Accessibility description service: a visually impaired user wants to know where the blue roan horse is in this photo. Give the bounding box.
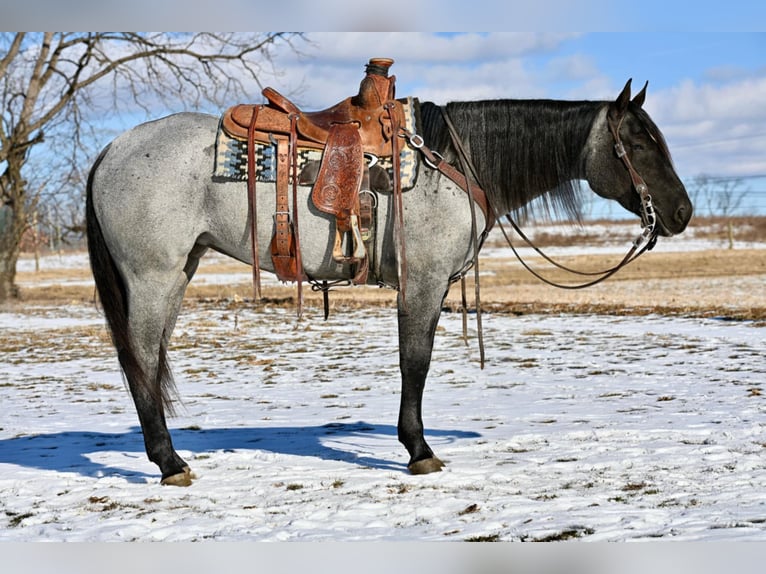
[86,79,692,485]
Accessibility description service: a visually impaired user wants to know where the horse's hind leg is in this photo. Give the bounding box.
[125,272,192,485]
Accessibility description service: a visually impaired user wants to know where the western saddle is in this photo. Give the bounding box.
[221,58,407,314]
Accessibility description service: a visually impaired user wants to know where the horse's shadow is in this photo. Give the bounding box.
[0,422,480,483]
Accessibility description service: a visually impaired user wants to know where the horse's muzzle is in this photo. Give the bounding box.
[660,195,693,236]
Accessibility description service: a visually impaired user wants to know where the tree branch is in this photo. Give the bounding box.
[0,33,25,79]
[0,31,303,300]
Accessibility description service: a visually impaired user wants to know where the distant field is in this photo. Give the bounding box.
[11,216,766,320]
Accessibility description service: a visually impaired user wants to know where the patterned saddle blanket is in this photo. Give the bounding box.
[213,96,420,191]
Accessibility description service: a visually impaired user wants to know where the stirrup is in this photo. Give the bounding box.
[331,215,367,262]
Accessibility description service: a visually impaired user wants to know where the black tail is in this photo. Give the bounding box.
[85,146,177,415]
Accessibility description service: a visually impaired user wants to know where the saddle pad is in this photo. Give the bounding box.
[213,97,420,191]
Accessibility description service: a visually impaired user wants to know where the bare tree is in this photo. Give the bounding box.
[690,174,750,249]
[692,174,748,218]
[0,32,302,300]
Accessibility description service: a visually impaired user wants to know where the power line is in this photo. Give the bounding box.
[673,132,766,149]
[683,174,766,181]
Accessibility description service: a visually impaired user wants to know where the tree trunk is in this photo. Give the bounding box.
[727,220,734,250]
[0,223,21,300]
[0,148,28,301]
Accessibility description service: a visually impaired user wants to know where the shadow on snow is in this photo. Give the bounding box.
[0,422,481,483]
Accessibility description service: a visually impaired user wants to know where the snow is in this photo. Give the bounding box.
[2,225,766,544]
[1,299,764,542]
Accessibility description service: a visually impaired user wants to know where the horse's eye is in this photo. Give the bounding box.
[632,143,645,151]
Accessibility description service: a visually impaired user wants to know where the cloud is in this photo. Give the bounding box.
[268,33,582,107]
[704,65,759,83]
[646,76,766,176]
[304,33,581,63]
[544,53,600,82]
[261,32,766,179]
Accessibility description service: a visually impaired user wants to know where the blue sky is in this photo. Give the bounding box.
[245,32,764,216]
[5,8,764,216]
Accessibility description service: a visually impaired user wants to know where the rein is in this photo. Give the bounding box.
[404,103,660,366]
[440,105,659,291]
[500,109,660,289]
[400,115,494,368]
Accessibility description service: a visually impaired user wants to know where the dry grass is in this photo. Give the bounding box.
[10,217,766,320]
[691,215,766,243]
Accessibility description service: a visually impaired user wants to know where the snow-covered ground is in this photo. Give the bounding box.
[1,295,764,542]
[3,223,765,545]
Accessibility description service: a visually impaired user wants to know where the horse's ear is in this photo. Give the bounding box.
[632,81,648,108]
[609,78,632,123]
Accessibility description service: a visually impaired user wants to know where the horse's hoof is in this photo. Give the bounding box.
[160,466,194,486]
[408,457,445,475]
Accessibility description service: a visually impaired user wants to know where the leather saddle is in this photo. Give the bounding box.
[221,58,406,304]
[222,61,405,157]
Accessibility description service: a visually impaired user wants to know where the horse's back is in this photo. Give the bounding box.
[99,112,218,172]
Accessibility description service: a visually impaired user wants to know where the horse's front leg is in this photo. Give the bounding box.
[397,279,450,474]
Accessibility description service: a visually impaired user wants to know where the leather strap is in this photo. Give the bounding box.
[439,108,486,368]
[402,128,494,235]
[606,113,653,227]
[387,102,407,305]
[290,113,304,316]
[273,136,291,259]
[247,105,262,300]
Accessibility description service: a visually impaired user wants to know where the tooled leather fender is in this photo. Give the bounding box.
[311,124,364,233]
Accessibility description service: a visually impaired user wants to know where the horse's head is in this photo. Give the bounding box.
[585,79,693,236]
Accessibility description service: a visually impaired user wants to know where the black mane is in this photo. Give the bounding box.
[419,99,605,221]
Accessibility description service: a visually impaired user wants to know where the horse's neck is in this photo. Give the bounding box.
[450,99,604,218]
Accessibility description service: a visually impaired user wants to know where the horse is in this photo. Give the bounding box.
[86,79,692,485]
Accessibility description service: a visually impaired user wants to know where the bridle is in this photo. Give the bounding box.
[469,106,659,290]
[607,110,658,244]
[401,104,661,367]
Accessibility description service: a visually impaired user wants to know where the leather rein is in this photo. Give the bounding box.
[429,106,660,291]
[401,105,660,367]
[498,111,659,289]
